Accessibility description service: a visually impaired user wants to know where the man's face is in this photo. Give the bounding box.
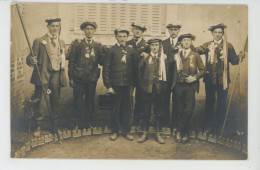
[116,32,128,45]
[132,26,144,39]
[168,27,180,38]
[212,28,224,41]
[181,38,192,49]
[47,22,60,37]
[83,25,96,38]
[149,42,160,54]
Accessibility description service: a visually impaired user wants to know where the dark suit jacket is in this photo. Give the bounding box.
[126,38,148,55]
[162,38,179,88]
[138,54,168,94]
[103,44,138,89]
[194,40,239,85]
[67,39,105,83]
[171,50,206,93]
[26,34,67,87]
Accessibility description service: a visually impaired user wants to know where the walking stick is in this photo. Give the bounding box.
[220,36,248,137]
[15,4,62,143]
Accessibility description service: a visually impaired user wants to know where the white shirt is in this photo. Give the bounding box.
[170,37,178,47]
[182,48,191,58]
[214,39,223,45]
[47,32,59,45]
[151,51,158,57]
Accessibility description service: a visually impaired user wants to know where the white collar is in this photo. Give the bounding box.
[170,37,178,44]
[134,37,142,44]
[47,32,58,39]
[151,51,158,57]
[117,43,126,47]
[183,48,191,56]
[213,39,223,45]
[85,38,93,44]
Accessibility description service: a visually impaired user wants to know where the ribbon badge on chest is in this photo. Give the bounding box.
[148,57,153,64]
[85,47,91,58]
[190,55,195,68]
[121,49,127,63]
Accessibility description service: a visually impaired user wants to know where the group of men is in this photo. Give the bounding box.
[26,17,245,144]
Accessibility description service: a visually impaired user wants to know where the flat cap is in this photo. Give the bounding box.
[166,21,182,29]
[147,37,162,44]
[80,21,97,30]
[114,26,130,35]
[178,33,196,42]
[208,23,227,32]
[131,22,147,31]
[45,17,61,24]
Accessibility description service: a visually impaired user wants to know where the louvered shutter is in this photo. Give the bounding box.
[73,4,164,35]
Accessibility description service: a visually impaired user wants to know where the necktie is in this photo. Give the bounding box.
[87,40,91,44]
[50,37,56,47]
[172,39,175,48]
[183,50,186,57]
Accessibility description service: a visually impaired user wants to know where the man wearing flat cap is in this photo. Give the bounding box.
[26,17,67,137]
[162,22,182,134]
[172,33,206,143]
[126,22,149,127]
[103,27,138,141]
[193,23,245,135]
[137,38,169,144]
[67,21,106,131]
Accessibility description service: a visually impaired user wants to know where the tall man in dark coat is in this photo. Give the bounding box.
[103,27,138,141]
[26,18,67,137]
[68,21,105,130]
[126,22,148,126]
[162,22,182,132]
[172,33,206,143]
[137,38,169,144]
[193,23,245,135]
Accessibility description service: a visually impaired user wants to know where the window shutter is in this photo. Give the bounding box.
[74,4,164,35]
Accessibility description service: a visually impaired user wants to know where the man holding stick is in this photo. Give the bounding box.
[26,17,67,137]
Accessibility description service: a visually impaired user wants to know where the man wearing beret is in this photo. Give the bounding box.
[172,33,206,143]
[193,23,245,135]
[162,22,182,134]
[67,21,106,130]
[137,38,168,144]
[126,22,148,127]
[26,18,67,137]
[103,27,138,141]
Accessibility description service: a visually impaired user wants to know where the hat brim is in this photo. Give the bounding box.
[80,23,97,30]
[166,25,182,29]
[178,35,196,42]
[131,24,147,31]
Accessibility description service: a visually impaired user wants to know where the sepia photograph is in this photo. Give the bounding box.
[9,1,249,162]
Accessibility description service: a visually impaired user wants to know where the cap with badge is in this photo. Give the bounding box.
[208,23,227,32]
[114,26,130,35]
[131,22,147,32]
[166,21,182,29]
[147,37,162,44]
[45,17,61,25]
[80,21,97,30]
[178,33,196,42]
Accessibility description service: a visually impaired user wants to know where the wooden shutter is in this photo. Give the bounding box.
[74,4,164,35]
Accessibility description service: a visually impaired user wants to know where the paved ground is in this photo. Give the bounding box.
[25,134,246,159]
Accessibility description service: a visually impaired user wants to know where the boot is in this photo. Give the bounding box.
[138,131,148,143]
[156,121,165,144]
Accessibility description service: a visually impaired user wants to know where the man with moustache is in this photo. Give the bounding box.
[68,21,106,130]
[126,22,148,127]
[26,18,67,137]
[103,27,138,141]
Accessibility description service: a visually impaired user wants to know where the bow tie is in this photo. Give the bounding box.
[133,38,138,43]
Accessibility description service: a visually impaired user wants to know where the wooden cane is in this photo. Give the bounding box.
[220,36,248,137]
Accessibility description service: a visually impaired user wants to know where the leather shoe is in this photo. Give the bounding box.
[138,132,148,143]
[32,126,41,137]
[156,133,165,144]
[181,135,189,143]
[125,133,134,141]
[110,133,118,141]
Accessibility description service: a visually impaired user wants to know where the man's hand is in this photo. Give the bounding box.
[185,75,197,83]
[107,87,115,94]
[141,52,149,60]
[69,79,75,88]
[29,56,38,66]
[238,51,246,62]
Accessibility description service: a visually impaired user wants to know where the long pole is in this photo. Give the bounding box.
[15,4,61,142]
[220,36,248,137]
